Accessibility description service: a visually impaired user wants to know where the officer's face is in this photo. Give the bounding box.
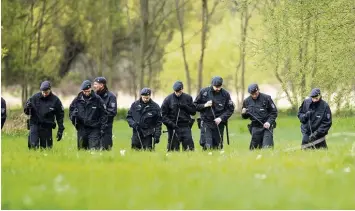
[141,95,151,103]
[41,90,51,97]
[174,90,183,97]
[82,89,91,96]
[251,91,260,99]
[93,82,104,92]
[312,95,321,102]
[213,86,222,92]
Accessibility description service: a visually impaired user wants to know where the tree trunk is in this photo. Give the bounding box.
[197,0,208,94]
[175,0,191,94]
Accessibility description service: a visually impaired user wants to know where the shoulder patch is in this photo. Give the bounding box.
[111,102,116,108]
[327,113,330,119]
[203,92,207,96]
[271,103,275,109]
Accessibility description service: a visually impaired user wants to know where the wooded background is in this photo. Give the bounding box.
[2,0,355,112]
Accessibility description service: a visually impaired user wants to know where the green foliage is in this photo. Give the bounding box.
[2,117,355,209]
[260,0,355,109]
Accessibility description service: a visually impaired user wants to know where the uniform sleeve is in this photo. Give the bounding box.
[316,105,332,137]
[241,99,250,119]
[69,98,78,126]
[182,96,197,115]
[266,96,278,125]
[161,97,175,128]
[55,98,65,132]
[297,100,307,124]
[107,95,117,117]
[154,105,163,139]
[194,89,206,111]
[219,93,235,122]
[126,102,136,128]
[1,98,6,129]
[98,98,108,131]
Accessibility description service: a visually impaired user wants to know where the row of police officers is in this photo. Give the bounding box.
[9,76,332,151]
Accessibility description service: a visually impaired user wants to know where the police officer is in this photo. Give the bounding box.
[241,83,278,150]
[24,81,65,149]
[161,81,196,152]
[297,88,332,149]
[126,88,162,151]
[93,77,117,150]
[69,80,108,150]
[1,97,6,129]
[194,76,235,150]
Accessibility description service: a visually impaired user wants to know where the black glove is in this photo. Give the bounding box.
[172,124,179,130]
[56,131,63,142]
[26,101,32,108]
[154,137,160,144]
[308,132,318,142]
[305,110,314,119]
[100,130,105,138]
[132,122,140,130]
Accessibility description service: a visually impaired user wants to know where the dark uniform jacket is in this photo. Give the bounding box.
[69,91,108,131]
[1,97,7,129]
[126,99,162,138]
[194,86,235,124]
[97,88,117,124]
[161,93,196,129]
[297,97,332,137]
[24,92,65,131]
[241,93,278,127]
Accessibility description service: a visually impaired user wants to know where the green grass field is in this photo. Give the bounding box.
[1,116,355,209]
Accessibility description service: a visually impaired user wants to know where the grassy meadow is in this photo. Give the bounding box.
[1,115,355,209]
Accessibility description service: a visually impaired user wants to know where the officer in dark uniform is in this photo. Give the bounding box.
[241,83,278,150]
[297,88,332,149]
[93,77,117,150]
[194,76,235,150]
[161,81,196,152]
[126,88,162,151]
[1,97,6,129]
[69,80,108,150]
[24,81,65,149]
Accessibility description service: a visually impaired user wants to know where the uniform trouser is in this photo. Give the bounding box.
[249,126,273,150]
[28,125,53,149]
[167,126,194,151]
[102,124,113,150]
[200,123,225,150]
[301,133,327,149]
[131,131,154,151]
[77,127,101,150]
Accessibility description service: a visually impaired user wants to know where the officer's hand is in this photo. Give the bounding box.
[154,137,160,144]
[263,122,270,129]
[133,122,139,130]
[305,110,314,119]
[204,100,213,108]
[242,108,247,114]
[173,124,179,130]
[72,108,79,117]
[214,117,222,125]
[308,132,318,142]
[56,131,63,142]
[26,101,32,108]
